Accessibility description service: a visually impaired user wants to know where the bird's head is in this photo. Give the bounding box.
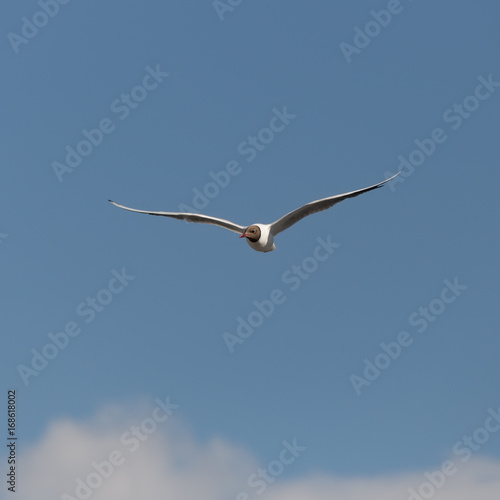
[239,225,261,242]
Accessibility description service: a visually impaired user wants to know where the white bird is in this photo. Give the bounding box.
[109,172,399,253]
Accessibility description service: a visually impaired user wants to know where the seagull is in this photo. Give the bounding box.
[109,172,399,253]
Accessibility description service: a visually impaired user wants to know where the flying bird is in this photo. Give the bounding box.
[109,172,399,252]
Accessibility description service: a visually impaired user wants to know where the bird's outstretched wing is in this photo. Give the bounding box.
[269,172,400,236]
[108,200,246,234]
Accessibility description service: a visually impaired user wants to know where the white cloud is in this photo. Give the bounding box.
[13,403,500,500]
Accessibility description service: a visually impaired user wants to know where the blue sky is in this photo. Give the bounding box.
[1,1,500,499]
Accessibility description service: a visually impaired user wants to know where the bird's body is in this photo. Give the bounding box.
[241,224,276,252]
[109,172,399,253]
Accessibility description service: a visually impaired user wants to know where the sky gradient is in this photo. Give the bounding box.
[1,1,500,499]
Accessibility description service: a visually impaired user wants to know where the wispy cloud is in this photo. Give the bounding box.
[13,403,500,500]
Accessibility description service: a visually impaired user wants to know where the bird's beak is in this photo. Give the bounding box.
[239,233,247,238]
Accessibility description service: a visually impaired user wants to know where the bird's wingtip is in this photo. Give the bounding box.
[381,171,401,185]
